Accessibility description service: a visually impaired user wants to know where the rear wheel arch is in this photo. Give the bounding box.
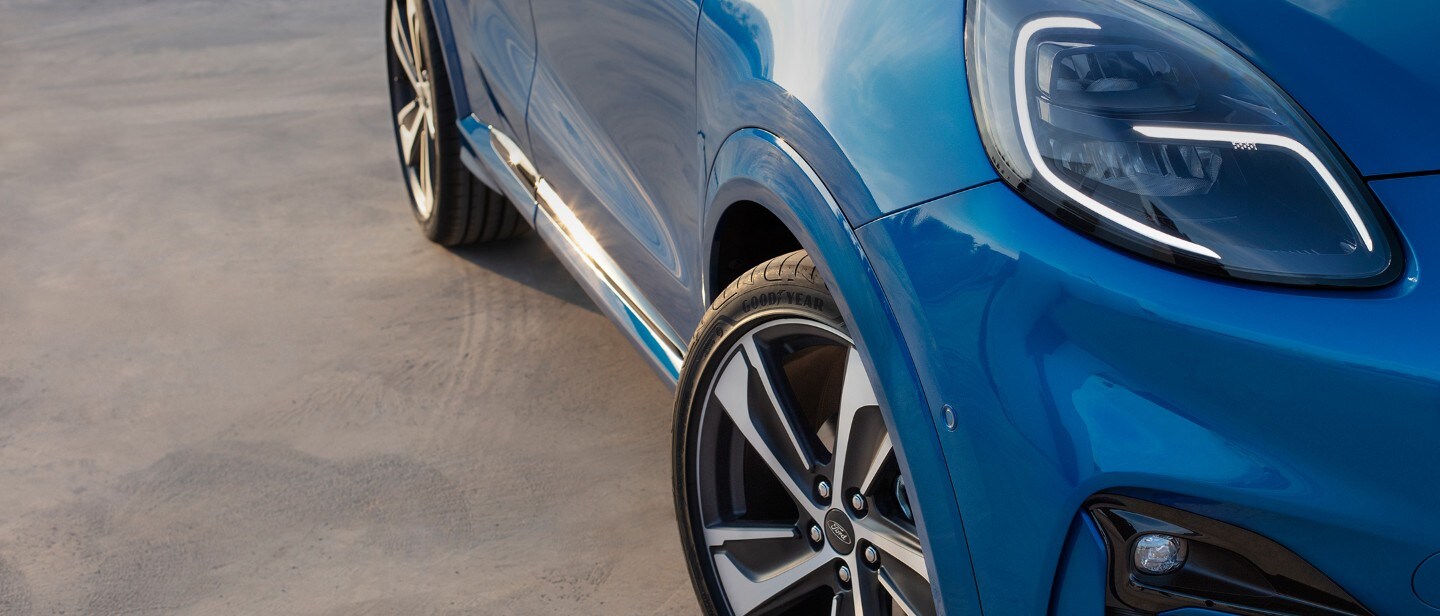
[387,0,526,245]
[416,0,472,120]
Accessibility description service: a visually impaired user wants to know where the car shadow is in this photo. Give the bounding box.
[448,234,601,315]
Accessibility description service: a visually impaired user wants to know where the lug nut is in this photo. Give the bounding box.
[850,493,866,512]
[809,524,824,544]
[837,564,852,585]
[864,545,879,565]
[817,480,832,500]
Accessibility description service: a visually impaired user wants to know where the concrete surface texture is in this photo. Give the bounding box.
[0,0,697,613]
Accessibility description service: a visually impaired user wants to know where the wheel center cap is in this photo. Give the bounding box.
[823,509,855,555]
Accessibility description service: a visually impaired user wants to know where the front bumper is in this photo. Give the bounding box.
[856,174,1440,614]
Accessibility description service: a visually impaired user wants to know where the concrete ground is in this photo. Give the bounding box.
[0,0,696,613]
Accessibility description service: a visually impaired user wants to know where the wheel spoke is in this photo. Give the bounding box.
[419,128,430,187]
[407,0,427,78]
[857,433,891,495]
[713,345,824,519]
[848,568,888,616]
[837,348,878,414]
[740,335,814,471]
[389,1,420,89]
[856,516,929,583]
[698,319,935,616]
[714,549,833,616]
[396,99,424,165]
[417,128,433,216]
[704,522,798,548]
[877,568,928,616]
[832,349,890,494]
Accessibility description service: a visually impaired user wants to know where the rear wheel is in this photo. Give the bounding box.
[386,0,526,245]
[675,251,937,616]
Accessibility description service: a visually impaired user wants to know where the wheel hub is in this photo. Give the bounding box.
[689,318,936,615]
[823,509,856,555]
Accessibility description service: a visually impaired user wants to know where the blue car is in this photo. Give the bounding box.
[386,0,1440,613]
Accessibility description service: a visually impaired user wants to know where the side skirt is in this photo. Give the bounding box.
[457,115,686,385]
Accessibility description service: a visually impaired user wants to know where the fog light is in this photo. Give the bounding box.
[1133,534,1187,575]
[1089,495,1371,615]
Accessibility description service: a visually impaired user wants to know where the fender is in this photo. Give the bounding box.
[696,0,997,226]
[702,128,984,615]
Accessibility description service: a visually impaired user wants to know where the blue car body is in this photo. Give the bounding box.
[428,0,1440,612]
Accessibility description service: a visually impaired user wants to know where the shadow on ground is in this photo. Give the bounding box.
[0,0,695,614]
[451,236,601,316]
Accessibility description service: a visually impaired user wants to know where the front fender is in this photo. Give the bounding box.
[697,0,996,225]
[702,128,983,615]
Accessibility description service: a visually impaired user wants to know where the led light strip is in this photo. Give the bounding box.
[1014,17,1220,259]
[1131,126,1375,251]
[1015,17,1378,260]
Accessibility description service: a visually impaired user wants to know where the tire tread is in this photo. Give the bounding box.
[672,250,842,616]
[394,0,528,247]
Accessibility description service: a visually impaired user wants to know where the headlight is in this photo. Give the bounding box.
[967,0,1402,287]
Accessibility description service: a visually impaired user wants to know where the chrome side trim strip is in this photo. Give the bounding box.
[534,178,686,370]
[457,116,686,379]
[458,116,537,211]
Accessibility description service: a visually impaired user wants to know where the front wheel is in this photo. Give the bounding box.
[674,251,937,616]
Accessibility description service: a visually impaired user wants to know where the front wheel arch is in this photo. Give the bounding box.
[693,128,984,615]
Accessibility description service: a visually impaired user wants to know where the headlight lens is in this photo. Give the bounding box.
[967,0,1402,287]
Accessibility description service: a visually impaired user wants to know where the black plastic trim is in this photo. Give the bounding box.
[1085,494,1371,616]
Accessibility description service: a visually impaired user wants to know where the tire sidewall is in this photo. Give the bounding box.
[385,0,446,237]
[673,273,846,616]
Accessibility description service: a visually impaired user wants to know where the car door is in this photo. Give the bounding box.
[442,0,537,156]
[525,0,704,344]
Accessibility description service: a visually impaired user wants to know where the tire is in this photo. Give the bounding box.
[386,0,527,246]
[674,251,936,616]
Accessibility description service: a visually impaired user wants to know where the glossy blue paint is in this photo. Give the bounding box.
[856,174,1440,614]
[533,208,686,383]
[524,0,705,340]
[1047,515,1105,616]
[456,117,684,381]
[429,0,1439,613]
[1154,0,1440,177]
[697,0,995,224]
[442,0,537,153]
[703,128,983,614]
[1415,551,1440,609]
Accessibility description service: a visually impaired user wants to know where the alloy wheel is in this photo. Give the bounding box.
[387,0,437,220]
[689,318,936,616]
